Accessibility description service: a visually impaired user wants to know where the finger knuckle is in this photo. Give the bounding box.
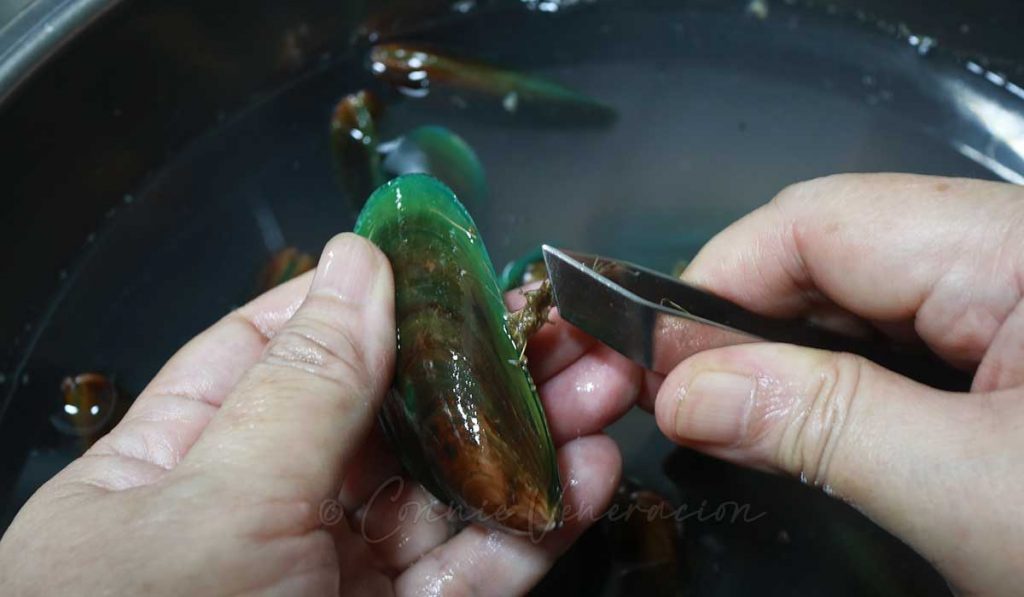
[921,294,1002,362]
[263,314,370,392]
[406,550,475,597]
[772,175,841,209]
[777,352,863,488]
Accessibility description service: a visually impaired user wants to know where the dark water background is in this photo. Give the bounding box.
[5,1,1024,594]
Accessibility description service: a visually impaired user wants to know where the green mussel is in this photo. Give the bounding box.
[330,90,386,208]
[604,481,685,596]
[499,246,548,292]
[369,43,616,124]
[354,174,562,534]
[258,247,315,293]
[51,373,127,450]
[381,125,488,206]
[670,259,690,279]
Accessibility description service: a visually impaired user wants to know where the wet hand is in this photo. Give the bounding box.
[0,233,623,596]
[649,174,1024,595]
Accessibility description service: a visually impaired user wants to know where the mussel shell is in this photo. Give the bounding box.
[369,43,616,126]
[330,90,386,208]
[602,480,686,596]
[52,373,120,440]
[381,125,488,206]
[499,246,548,291]
[258,247,315,293]
[355,174,561,534]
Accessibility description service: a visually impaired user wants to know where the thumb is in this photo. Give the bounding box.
[654,343,1024,589]
[179,233,395,504]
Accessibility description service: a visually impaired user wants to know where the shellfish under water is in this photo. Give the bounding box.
[380,125,488,206]
[369,42,617,125]
[50,373,127,451]
[257,247,315,293]
[354,174,561,534]
[499,246,548,292]
[331,92,488,209]
[603,480,686,596]
[330,90,387,206]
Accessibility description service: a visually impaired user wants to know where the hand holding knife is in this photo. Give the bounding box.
[541,245,971,392]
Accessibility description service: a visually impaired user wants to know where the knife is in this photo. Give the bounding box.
[541,245,971,392]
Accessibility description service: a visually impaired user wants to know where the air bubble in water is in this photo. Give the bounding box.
[746,0,769,20]
[908,34,936,56]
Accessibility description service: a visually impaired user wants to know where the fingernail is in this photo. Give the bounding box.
[675,371,753,445]
[310,233,381,303]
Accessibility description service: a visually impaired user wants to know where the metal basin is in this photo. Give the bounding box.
[2,0,1022,593]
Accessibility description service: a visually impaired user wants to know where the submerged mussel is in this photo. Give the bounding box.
[603,481,686,596]
[369,43,616,124]
[331,90,488,209]
[671,259,690,279]
[380,125,487,206]
[330,90,386,207]
[499,246,548,292]
[51,373,124,449]
[258,247,315,293]
[355,174,561,534]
